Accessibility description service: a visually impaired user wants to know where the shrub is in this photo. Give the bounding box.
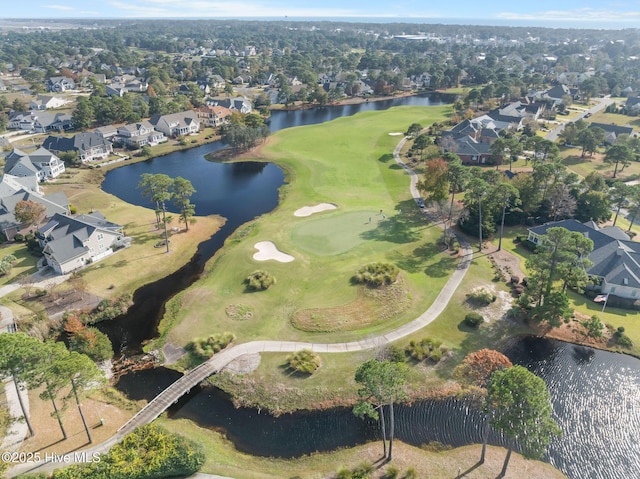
[286,349,321,374]
[186,332,236,359]
[466,288,496,305]
[13,233,24,242]
[617,334,633,348]
[405,337,447,362]
[353,262,399,286]
[382,465,400,479]
[465,312,484,328]
[69,204,78,214]
[403,468,418,479]
[383,345,406,363]
[245,270,276,290]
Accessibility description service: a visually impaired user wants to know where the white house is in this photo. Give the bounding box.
[149,111,201,138]
[4,147,65,181]
[117,121,166,147]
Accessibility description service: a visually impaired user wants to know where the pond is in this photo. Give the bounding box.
[116,337,640,479]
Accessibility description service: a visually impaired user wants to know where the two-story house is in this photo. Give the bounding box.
[46,76,76,92]
[37,212,125,274]
[149,111,200,138]
[43,132,113,163]
[194,105,232,127]
[4,147,65,181]
[117,121,166,148]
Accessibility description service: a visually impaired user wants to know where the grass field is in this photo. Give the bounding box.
[291,209,384,256]
[161,105,453,349]
[588,111,640,129]
[561,147,640,180]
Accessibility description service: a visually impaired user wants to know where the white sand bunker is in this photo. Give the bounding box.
[294,203,337,217]
[253,241,295,262]
[388,132,404,136]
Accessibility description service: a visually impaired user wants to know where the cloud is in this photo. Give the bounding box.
[46,4,75,11]
[497,8,640,22]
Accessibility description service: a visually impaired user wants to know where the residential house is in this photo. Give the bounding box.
[29,95,68,110]
[37,212,125,274]
[117,121,166,148]
[209,97,252,113]
[194,105,232,127]
[9,111,75,133]
[43,132,113,163]
[94,125,118,141]
[46,76,76,92]
[545,84,579,104]
[0,80,6,91]
[527,219,640,300]
[624,97,640,115]
[4,147,65,181]
[149,111,201,138]
[196,80,211,95]
[448,136,493,164]
[208,74,226,90]
[0,174,69,240]
[589,122,634,144]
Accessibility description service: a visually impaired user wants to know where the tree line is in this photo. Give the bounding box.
[351,348,560,476]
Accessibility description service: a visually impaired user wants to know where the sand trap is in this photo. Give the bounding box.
[253,241,295,262]
[388,132,404,136]
[293,203,337,217]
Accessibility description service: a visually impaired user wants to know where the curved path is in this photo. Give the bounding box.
[9,136,473,478]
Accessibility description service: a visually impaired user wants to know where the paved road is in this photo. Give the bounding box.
[7,136,473,477]
[545,97,615,142]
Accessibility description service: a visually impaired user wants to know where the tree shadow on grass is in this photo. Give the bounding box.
[277,361,314,380]
[378,153,394,163]
[360,200,433,244]
[387,241,456,277]
[435,317,521,381]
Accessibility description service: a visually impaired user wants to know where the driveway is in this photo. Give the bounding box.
[545,97,615,142]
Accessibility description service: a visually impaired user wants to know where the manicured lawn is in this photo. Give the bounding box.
[0,242,39,286]
[588,111,640,129]
[162,105,454,348]
[561,147,640,180]
[291,209,383,256]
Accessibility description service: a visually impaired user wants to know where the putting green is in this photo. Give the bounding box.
[291,210,383,256]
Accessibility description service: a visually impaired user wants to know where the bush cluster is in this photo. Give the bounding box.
[186,332,236,359]
[353,262,399,286]
[0,254,18,276]
[466,288,496,305]
[51,424,204,479]
[245,270,276,290]
[405,337,448,362]
[286,349,322,374]
[464,312,484,328]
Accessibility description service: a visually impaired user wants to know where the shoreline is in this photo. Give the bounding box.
[269,89,431,111]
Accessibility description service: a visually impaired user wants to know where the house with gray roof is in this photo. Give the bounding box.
[116,121,166,148]
[4,147,65,181]
[208,97,252,113]
[46,76,76,92]
[149,111,200,138]
[0,174,69,240]
[43,132,113,163]
[37,212,125,274]
[527,219,640,300]
[588,122,635,144]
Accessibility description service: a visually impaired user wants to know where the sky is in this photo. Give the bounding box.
[4,0,640,27]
